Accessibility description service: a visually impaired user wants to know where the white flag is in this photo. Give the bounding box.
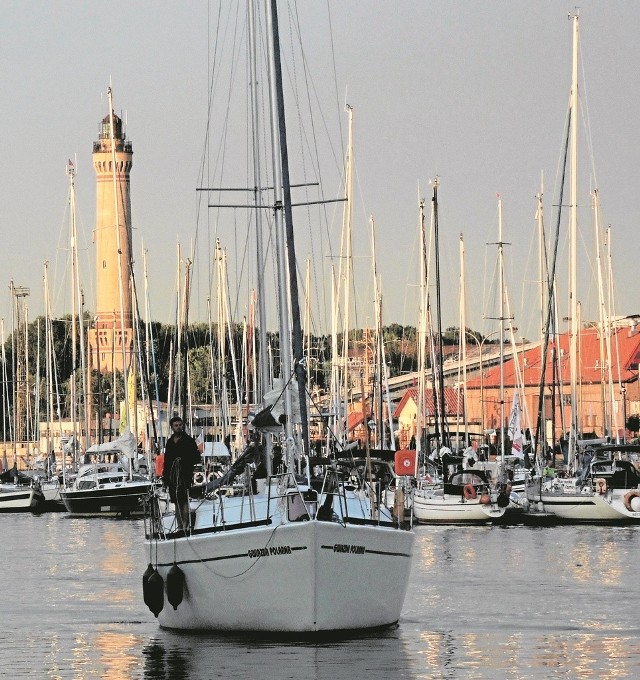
[508,392,524,459]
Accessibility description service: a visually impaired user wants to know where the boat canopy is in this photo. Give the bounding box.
[86,429,137,459]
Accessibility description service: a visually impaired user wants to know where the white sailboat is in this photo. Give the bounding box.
[412,186,509,524]
[526,15,640,522]
[141,0,414,634]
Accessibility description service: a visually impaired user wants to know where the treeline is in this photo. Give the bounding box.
[1,316,495,426]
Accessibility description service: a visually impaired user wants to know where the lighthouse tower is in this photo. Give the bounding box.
[88,105,134,374]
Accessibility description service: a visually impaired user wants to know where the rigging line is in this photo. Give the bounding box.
[287,4,330,341]
[200,0,228,295]
[577,36,599,190]
[325,0,345,158]
[230,209,253,322]
[202,3,245,297]
[533,110,571,460]
[289,3,343,178]
[289,3,343,334]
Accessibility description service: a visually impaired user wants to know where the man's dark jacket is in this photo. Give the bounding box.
[162,433,201,491]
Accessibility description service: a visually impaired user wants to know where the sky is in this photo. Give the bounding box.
[2,1,640,344]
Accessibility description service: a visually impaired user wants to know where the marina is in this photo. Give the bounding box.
[2,513,640,679]
[3,2,640,677]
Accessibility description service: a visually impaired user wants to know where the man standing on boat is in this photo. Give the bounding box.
[162,416,201,532]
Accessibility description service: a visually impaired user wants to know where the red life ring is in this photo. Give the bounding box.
[394,449,416,477]
[463,484,477,500]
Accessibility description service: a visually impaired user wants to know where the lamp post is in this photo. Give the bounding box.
[465,330,498,438]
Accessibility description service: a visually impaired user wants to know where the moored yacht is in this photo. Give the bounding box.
[144,448,414,633]
[0,467,45,513]
[61,432,153,517]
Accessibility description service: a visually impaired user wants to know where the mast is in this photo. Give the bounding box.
[67,161,81,451]
[536,176,546,460]
[370,215,384,449]
[248,0,270,419]
[417,198,428,457]
[568,14,580,466]
[107,87,132,457]
[497,196,507,464]
[605,226,620,442]
[1,319,7,471]
[339,104,354,450]
[432,179,447,448]
[267,0,310,466]
[459,234,468,443]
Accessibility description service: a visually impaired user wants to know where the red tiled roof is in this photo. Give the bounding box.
[468,327,640,389]
[393,386,463,418]
[347,411,365,432]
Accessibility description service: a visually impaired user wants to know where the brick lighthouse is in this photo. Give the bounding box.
[88,93,134,375]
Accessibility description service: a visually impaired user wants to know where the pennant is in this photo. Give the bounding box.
[508,392,524,459]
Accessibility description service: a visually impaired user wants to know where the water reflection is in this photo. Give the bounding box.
[4,515,640,679]
[141,629,413,680]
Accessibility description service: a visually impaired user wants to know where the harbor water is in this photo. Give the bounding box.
[1,514,639,679]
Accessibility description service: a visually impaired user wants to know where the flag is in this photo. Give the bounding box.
[196,431,205,454]
[508,392,524,459]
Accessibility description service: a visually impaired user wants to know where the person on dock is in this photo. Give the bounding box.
[163,416,201,532]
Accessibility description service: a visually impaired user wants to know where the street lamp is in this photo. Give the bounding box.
[465,330,499,438]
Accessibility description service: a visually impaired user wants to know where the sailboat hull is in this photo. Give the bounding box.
[0,485,44,513]
[61,481,152,516]
[536,490,640,522]
[149,519,414,633]
[413,493,508,524]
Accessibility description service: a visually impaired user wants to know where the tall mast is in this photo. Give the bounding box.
[497,196,507,464]
[69,165,77,451]
[417,198,428,456]
[338,104,354,449]
[248,0,270,415]
[1,318,7,471]
[459,234,468,442]
[370,215,384,449]
[432,179,447,447]
[536,182,546,462]
[107,86,132,444]
[568,14,580,465]
[267,0,310,465]
[605,227,620,442]
[592,190,608,435]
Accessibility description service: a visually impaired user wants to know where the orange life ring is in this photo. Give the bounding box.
[463,483,477,501]
[623,489,640,511]
[595,477,607,495]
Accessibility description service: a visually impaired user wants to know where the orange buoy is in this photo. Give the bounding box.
[479,493,490,505]
[463,483,477,500]
[394,449,417,477]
